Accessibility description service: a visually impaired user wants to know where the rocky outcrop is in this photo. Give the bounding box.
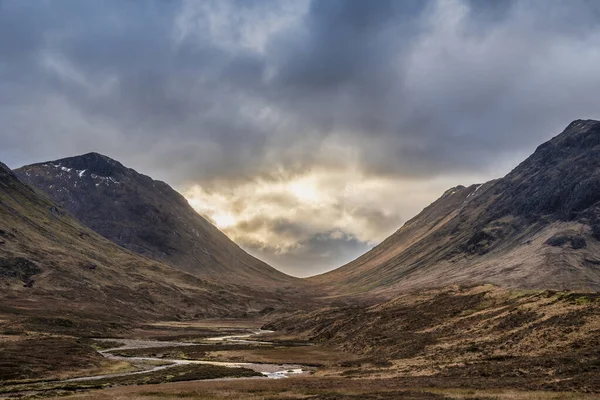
[0,162,17,186]
[545,233,587,249]
[0,257,41,283]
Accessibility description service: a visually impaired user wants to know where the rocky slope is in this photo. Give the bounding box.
[15,153,296,289]
[310,120,600,294]
[0,161,303,336]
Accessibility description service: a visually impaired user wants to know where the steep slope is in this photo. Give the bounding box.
[311,120,600,294]
[15,153,296,289]
[0,161,300,335]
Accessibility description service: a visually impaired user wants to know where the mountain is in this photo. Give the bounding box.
[1,161,307,336]
[15,152,296,289]
[311,120,600,294]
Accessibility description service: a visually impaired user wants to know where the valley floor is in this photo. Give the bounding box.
[42,378,600,400]
[1,285,600,399]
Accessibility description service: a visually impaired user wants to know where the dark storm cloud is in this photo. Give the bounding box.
[2,0,600,275]
[265,0,600,179]
[272,0,426,91]
[3,0,600,179]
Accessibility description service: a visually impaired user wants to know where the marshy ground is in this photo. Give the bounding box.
[0,322,319,398]
[2,286,600,399]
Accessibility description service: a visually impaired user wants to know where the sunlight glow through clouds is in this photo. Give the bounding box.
[288,176,323,204]
[184,165,490,272]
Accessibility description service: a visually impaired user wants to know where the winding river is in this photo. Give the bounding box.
[67,330,306,382]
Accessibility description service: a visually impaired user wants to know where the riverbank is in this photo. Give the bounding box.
[0,323,325,399]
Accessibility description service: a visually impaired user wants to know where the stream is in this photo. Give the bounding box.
[67,329,306,382]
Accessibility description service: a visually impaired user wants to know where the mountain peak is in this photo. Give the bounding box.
[489,119,600,221]
[15,153,295,286]
[44,152,127,177]
[535,119,600,155]
[565,118,600,130]
[0,161,17,185]
[312,120,600,294]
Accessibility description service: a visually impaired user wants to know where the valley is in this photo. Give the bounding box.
[3,0,600,397]
[2,121,600,398]
[1,285,599,399]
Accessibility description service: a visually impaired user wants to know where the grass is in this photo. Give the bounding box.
[432,388,600,399]
[2,286,599,398]
[110,342,352,367]
[206,345,353,366]
[0,336,105,381]
[38,378,600,400]
[0,364,262,398]
[87,339,126,351]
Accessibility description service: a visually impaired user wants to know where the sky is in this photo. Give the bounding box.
[2,0,600,277]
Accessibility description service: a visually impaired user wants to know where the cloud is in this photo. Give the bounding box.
[183,166,483,275]
[2,0,600,275]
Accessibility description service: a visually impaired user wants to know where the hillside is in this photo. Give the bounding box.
[0,161,302,336]
[266,285,600,392]
[310,120,600,294]
[15,153,296,289]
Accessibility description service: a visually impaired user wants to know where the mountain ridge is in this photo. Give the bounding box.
[310,119,600,294]
[15,152,297,289]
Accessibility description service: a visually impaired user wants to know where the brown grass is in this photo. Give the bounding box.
[0,336,107,381]
[2,287,599,398]
[42,377,600,400]
[206,344,356,366]
[266,286,600,392]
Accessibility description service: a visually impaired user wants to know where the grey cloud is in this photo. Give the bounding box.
[234,216,319,246]
[342,205,404,237]
[272,0,426,91]
[4,0,600,181]
[246,232,372,277]
[267,0,600,179]
[2,0,600,275]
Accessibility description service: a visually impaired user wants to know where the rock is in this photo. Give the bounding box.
[0,162,17,186]
[81,262,97,270]
[0,257,42,282]
[545,233,587,249]
[49,206,61,215]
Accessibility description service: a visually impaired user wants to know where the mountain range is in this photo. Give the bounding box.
[2,119,600,327]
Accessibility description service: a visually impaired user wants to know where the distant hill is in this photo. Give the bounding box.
[15,152,296,289]
[310,120,600,294]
